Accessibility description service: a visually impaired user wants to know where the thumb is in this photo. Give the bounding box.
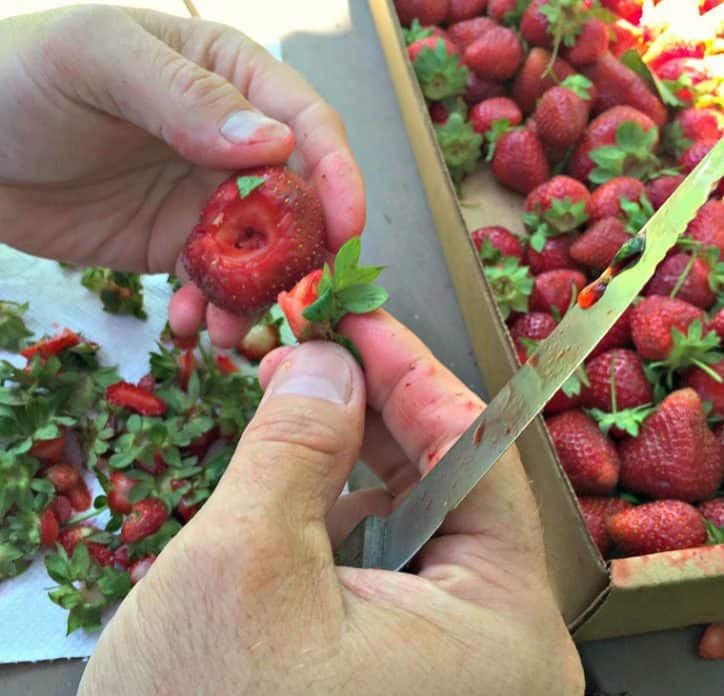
[215,342,365,548]
[82,10,295,169]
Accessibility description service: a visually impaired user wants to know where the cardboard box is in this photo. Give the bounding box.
[368,0,724,641]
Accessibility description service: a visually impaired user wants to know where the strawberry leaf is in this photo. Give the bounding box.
[587,404,654,437]
[483,118,510,163]
[662,122,692,160]
[705,520,724,545]
[484,258,533,319]
[81,269,147,320]
[561,75,593,100]
[621,194,654,234]
[543,196,588,233]
[589,122,660,185]
[333,236,361,277]
[402,19,432,45]
[236,176,266,198]
[434,112,483,185]
[561,365,589,397]
[478,237,502,265]
[336,284,389,315]
[0,301,32,351]
[619,49,683,108]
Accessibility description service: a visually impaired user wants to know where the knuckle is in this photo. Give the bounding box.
[160,53,228,107]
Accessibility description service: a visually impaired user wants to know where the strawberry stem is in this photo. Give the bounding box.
[64,507,106,528]
[690,359,724,383]
[669,254,696,300]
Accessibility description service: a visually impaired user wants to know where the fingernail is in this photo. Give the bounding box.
[219,110,291,144]
[267,343,353,405]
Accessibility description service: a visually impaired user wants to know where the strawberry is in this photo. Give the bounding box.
[106,381,168,416]
[523,175,590,251]
[590,306,633,358]
[434,112,483,184]
[526,235,578,274]
[534,77,593,149]
[463,26,522,81]
[429,95,468,125]
[108,470,136,515]
[447,16,495,50]
[698,624,724,661]
[509,311,557,363]
[176,496,199,523]
[685,200,724,258]
[569,107,658,184]
[45,462,81,493]
[607,500,708,555]
[511,48,576,114]
[237,322,281,363]
[701,0,724,11]
[487,0,517,22]
[570,218,631,271]
[582,349,653,412]
[58,525,95,555]
[562,18,609,67]
[278,268,323,340]
[130,555,157,585]
[114,545,130,570]
[394,0,449,25]
[619,389,722,502]
[679,140,724,196]
[29,431,67,462]
[645,174,684,210]
[20,328,80,362]
[214,354,239,374]
[586,177,645,222]
[183,426,220,460]
[471,225,524,261]
[520,0,553,49]
[50,495,73,525]
[483,257,534,320]
[578,496,633,556]
[546,410,621,495]
[121,498,168,544]
[683,361,724,418]
[446,0,487,23]
[87,542,115,567]
[655,59,711,106]
[470,97,522,136]
[676,108,724,144]
[464,73,506,105]
[601,0,642,24]
[582,52,667,127]
[39,508,60,547]
[699,498,724,528]
[491,129,550,195]
[709,309,724,342]
[68,481,92,511]
[408,34,459,62]
[630,295,708,361]
[644,253,717,310]
[530,269,586,315]
[182,167,326,317]
[137,373,156,392]
[135,453,168,477]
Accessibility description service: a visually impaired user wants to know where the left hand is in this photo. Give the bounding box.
[0,6,364,346]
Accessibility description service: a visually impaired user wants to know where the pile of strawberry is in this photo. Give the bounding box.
[395,0,724,563]
[0,314,264,634]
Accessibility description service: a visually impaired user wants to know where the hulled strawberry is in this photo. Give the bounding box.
[683,361,724,418]
[447,16,495,50]
[578,496,633,556]
[470,97,522,136]
[530,269,587,315]
[237,322,281,363]
[490,129,550,195]
[121,498,168,545]
[523,175,590,252]
[644,252,719,310]
[534,76,593,149]
[546,409,621,495]
[607,500,708,555]
[511,48,576,114]
[463,26,523,81]
[394,0,449,25]
[618,389,722,502]
[645,174,684,210]
[182,167,326,317]
[570,217,631,270]
[526,235,578,274]
[582,52,667,127]
[471,225,525,261]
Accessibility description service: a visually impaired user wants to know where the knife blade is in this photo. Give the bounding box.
[335,137,724,572]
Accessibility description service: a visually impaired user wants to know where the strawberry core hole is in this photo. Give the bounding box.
[234,227,266,251]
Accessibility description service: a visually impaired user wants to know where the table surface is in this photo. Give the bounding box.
[2,1,723,694]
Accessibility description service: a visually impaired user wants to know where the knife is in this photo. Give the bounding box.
[335,137,724,571]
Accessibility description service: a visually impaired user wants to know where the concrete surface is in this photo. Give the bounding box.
[1,1,722,693]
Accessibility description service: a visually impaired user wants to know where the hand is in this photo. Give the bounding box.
[0,6,364,346]
[78,311,584,695]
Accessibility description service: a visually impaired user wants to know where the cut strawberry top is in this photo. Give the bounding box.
[278,269,323,340]
[20,328,80,361]
[106,381,168,417]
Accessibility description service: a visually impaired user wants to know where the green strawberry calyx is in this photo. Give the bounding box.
[662,121,693,160]
[484,257,534,320]
[435,112,484,187]
[588,122,660,185]
[81,268,147,321]
[560,75,593,101]
[236,175,266,198]
[0,300,32,352]
[483,118,512,163]
[587,404,654,438]
[621,194,654,234]
[300,238,389,364]
[523,196,587,253]
[706,520,724,546]
[413,39,469,101]
[402,18,433,45]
